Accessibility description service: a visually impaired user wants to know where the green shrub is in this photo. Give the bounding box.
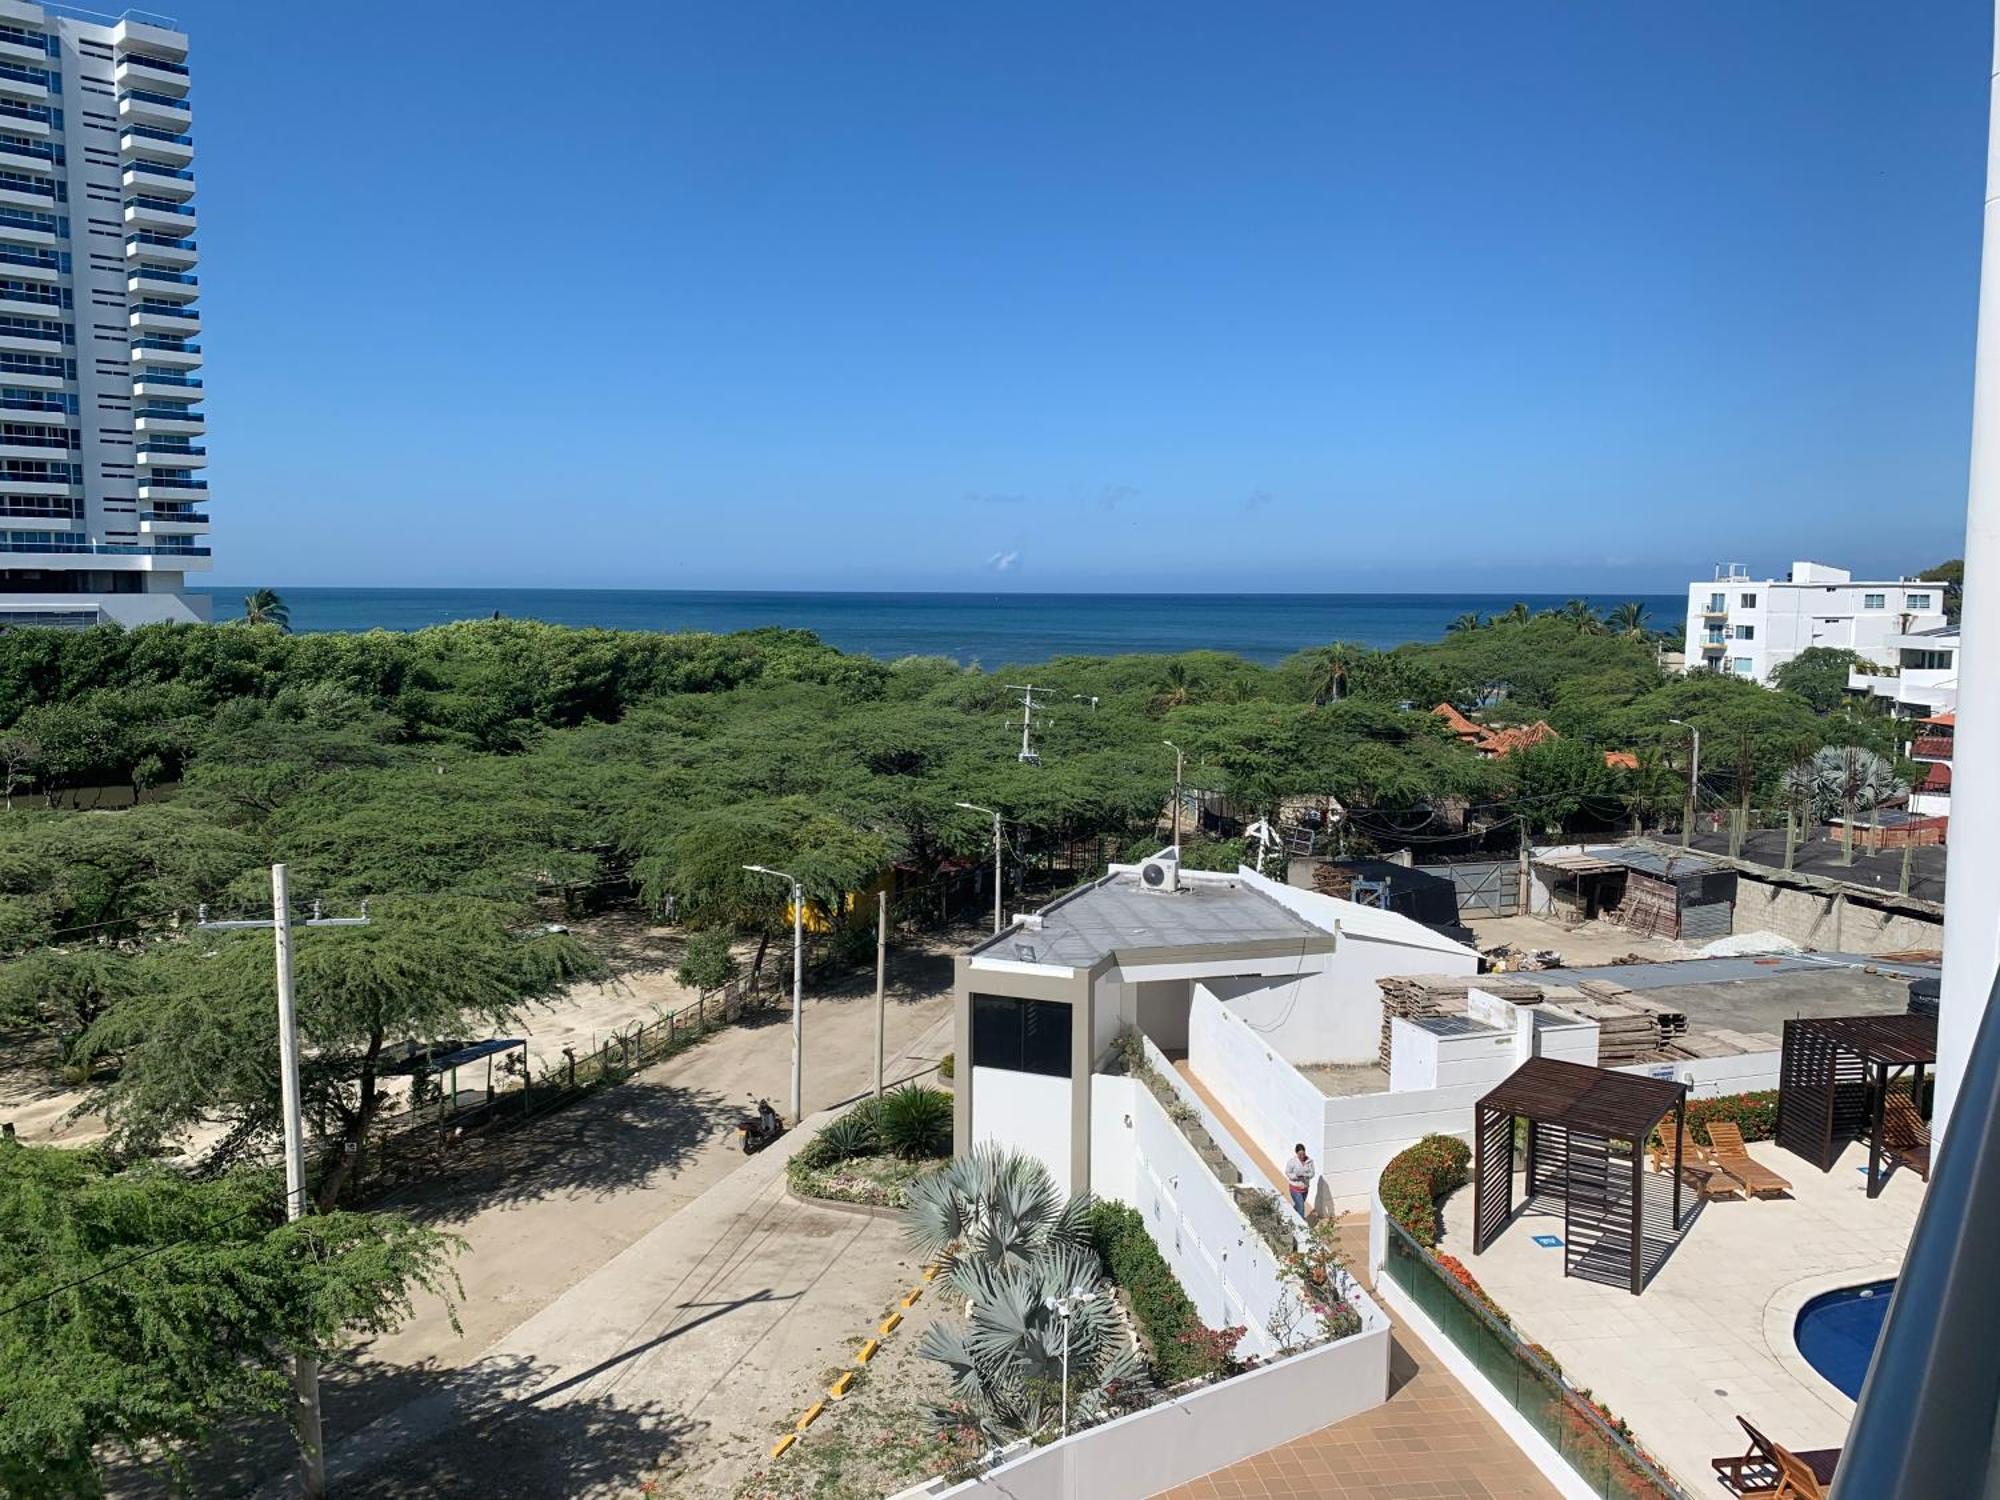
[1089,1200,1233,1385]
[937,1051,954,1081]
[1379,1133,1471,1249]
[879,1084,953,1160]
[675,927,741,992]
[1679,1090,1779,1147]
[817,1106,880,1163]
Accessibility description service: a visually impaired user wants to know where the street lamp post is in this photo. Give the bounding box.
[1044,1287,1099,1438]
[743,864,805,1123]
[1162,741,1185,855]
[1669,719,1700,847]
[955,802,1004,935]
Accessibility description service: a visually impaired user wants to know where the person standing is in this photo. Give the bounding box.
[1285,1142,1316,1218]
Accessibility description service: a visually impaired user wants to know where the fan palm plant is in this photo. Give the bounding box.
[1498,601,1532,626]
[240,588,290,632]
[1446,612,1483,634]
[1605,600,1649,638]
[1151,660,1201,712]
[1782,746,1907,824]
[908,1149,1137,1443]
[1557,598,1606,634]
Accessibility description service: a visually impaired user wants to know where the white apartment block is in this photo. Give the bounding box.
[1682,561,1946,685]
[0,3,207,630]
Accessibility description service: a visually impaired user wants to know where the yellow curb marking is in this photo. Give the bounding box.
[879,1310,902,1336]
[900,1286,923,1309]
[921,1263,940,1281]
[855,1337,880,1364]
[770,1433,798,1459]
[795,1398,826,1431]
[828,1370,855,1400]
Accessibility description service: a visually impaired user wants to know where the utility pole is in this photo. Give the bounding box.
[874,889,887,1099]
[197,868,368,1500]
[1162,740,1185,855]
[1670,719,1700,848]
[956,802,1004,935]
[1005,683,1046,764]
[742,865,806,1122]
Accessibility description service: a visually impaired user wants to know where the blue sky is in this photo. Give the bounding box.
[185,0,1987,592]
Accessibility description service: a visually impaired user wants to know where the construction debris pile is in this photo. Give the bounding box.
[1374,972,1542,1069]
[1548,979,1687,1067]
[1481,942,1563,972]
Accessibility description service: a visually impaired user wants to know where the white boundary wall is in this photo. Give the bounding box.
[892,1318,1391,1500]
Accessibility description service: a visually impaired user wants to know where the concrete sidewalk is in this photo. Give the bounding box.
[315,1112,927,1499]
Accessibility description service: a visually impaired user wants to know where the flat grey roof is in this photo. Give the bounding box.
[1555,954,1929,1052]
[970,871,1324,969]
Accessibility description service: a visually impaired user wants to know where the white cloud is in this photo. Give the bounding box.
[986,549,1021,573]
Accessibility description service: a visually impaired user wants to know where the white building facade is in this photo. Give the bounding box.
[0,3,207,629]
[1682,561,1945,684]
[1849,627,1960,819]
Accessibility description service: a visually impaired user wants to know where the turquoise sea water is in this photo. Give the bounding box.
[195,588,1685,666]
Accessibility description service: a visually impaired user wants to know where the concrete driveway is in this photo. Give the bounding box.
[318,1122,930,1499]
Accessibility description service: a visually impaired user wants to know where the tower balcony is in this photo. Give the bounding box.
[136,477,207,502]
[112,18,190,64]
[129,337,201,368]
[119,126,193,168]
[137,508,209,536]
[131,376,202,403]
[113,54,189,98]
[136,445,205,468]
[130,305,200,337]
[133,410,204,437]
[117,91,190,133]
[125,231,196,268]
[121,162,194,200]
[128,268,198,301]
[123,199,195,237]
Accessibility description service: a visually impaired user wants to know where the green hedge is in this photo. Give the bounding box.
[1089,1200,1233,1385]
[1677,1090,1779,1147]
[1379,1134,1470,1249]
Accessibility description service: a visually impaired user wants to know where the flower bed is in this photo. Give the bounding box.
[786,1088,953,1208]
[1090,1199,1244,1385]
[788,1150,940,1208]
[1669,1090,1778,1147]
[1378,1133,1470,1248]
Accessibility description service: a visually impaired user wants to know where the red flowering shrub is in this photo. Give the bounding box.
[1378,1133,1471,1248]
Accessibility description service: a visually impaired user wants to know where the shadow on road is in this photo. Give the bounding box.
[376,1077,737,1226]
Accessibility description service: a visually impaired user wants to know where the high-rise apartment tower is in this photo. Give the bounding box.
[0,3,207,628]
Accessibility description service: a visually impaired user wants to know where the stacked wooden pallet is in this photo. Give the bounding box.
[1374,973,1544,1068]
[1613,882,1679,937]
[1558,997,1660,1066]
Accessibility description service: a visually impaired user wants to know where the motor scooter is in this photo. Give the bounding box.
[737,1098,785,1154]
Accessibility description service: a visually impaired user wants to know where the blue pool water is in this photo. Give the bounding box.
[1794,1280,1895,1399]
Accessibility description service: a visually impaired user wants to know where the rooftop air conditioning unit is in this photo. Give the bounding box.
[1138,849,1181,894]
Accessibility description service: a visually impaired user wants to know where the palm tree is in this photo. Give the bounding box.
[909,1148,1137,1443]
[1782,746,1907,824]
[1498,601,1532,626]
[1447,612,1483,634]
[241,588,291,632]
[1557,598,1605,634]
[1302,644,1354,704]
[1151,660,1201,712]
[1605,600,1649,638]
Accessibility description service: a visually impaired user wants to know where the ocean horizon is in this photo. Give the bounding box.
[194,587,1687,666]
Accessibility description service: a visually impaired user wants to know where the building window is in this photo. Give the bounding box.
[1864,593,1887,610]
[1908,592,1933,610]
[1734,657,1754,675]
[970,993,1071,1078]
[1734,624,1755,640]
[1706,593,1726,612]
[1740,592,1757,609]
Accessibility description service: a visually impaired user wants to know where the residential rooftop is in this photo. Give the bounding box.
[968,866,1326,969]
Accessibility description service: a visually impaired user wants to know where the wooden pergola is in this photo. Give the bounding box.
[1776,1013,1938,1198]
[1472,1056,1690,1296]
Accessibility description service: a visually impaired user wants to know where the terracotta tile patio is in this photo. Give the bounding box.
[1154,1064,1558,1500]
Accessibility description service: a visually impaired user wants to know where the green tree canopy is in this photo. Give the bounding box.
[84,897,596,1209]
[0,1144,457,1498]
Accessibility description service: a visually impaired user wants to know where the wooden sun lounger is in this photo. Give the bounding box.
[1704,1121,1792,1198]
[1712,1415,1840,1498]
[1881,1094,1933,1182]
[1647,1136,1742,1199]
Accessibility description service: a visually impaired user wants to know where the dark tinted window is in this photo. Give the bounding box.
[970,993,1071,1078]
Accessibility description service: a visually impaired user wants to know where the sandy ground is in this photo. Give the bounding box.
[1465,912,1693,967]
[0,914,950,1151]
[108,934,958,1499]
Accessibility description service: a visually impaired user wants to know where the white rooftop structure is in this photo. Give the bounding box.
[1683,561,1947,685]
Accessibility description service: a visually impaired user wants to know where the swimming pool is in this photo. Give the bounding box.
[1794,1279,1895,1399]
